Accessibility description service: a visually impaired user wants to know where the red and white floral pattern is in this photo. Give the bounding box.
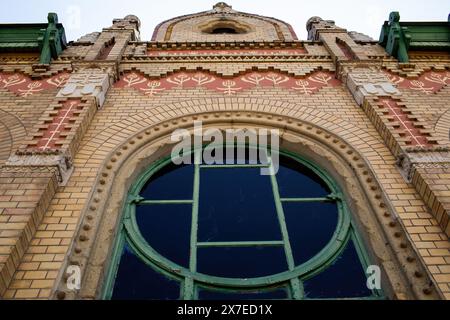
[115,70,340,96]
[385,70,450,94]
[0,72,70,97]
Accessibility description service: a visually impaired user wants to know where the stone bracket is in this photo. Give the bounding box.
[5,153,74,186]
[396,150,450,182]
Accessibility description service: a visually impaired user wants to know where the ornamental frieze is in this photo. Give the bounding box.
[0,72,70,96]
[385,70,450,94]
[115,70,341,96]
[146,48,307,57]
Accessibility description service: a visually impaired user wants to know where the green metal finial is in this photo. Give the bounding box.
[389,11,400,24]
[47,12,58,24]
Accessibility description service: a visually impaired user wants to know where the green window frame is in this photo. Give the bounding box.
[102,145,384,300]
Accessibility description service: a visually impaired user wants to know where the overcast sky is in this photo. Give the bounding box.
[1,1,448,41]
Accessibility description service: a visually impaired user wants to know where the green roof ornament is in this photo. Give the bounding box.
[379,11,450,63]
[37,12,67,65]
[0,12,67,68]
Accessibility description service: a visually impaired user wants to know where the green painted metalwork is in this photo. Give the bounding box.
[379,11,450,62]
[197,241,285,248]
[139,199,193,204]
[0,13,67,65]
[103,145,384,300]
[200,164,269,169]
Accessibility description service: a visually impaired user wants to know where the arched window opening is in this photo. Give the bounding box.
[104,145,384,300]
[199,20,249,35]
[211,27,238,34]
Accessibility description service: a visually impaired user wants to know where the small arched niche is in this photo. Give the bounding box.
[199,19,250,35]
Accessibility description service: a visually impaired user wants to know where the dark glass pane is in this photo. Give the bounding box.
[283,202,338,264]
[277,155,330,198]
[198,168,280,242]
[198,246,287,278]
[202,145,268,165]
[140,163,193,200]
[303,240,372,299]
[136,204,191,267]
[111,244,180,300]
[198,286,288,300]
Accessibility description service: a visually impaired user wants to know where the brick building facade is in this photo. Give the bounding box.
[0,3,449,299]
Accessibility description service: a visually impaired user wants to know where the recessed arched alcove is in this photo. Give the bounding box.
[52,107,439,300]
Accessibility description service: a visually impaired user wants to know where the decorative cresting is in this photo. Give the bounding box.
[385,70,450,95]
[54,111,441,300]
[0,72,70,96]
[115,70,340,96]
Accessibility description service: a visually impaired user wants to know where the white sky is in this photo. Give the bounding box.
[1,0,448,41]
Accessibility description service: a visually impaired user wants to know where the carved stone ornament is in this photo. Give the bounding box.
[346,69,400,106]
[56,69,111,108]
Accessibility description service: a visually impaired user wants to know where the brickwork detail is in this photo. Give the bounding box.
[147,48,307,57]
[26,100,83,151]
[0,168,58,296]
[361,97,437,157]
[411,162,450,236]
[378,98,431,147]
[115,70,340,96]
[0,72,70,97]
[386,70,450,94]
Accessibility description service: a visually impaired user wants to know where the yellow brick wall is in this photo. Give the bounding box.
[1,79,449,299]
[0,8,449,300]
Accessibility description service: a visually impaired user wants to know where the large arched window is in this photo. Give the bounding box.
[103,145,384,300]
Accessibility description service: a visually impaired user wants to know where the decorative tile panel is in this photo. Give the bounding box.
[0,72,69,96]
[115,70,340,96]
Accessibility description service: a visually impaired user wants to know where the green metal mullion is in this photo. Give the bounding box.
[350,226,384,298]
[102,227,126,300]
[268,156,302,300]
[280,197,330,203]
[139,200,193,205]
[184,150,201,300]
[200,164,269,169]
[197,241,284,248]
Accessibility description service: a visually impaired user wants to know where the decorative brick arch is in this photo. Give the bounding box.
[152,10,297,42]
[0,109,26,165]
[434,108,450,146]
[81,98,378,164]
[54,102,441,300]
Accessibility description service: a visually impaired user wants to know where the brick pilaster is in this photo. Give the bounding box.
[0,168,58,295]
